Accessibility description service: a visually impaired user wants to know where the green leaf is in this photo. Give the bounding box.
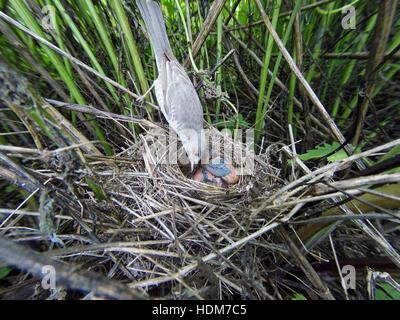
[375,283,400,300]
[298,142,361,162]
[292,293,307,300]
[215,114,250,130]
[236,114,251,127]
[377,145,400,164]
[0,267,11,279]
[5,184,18,193]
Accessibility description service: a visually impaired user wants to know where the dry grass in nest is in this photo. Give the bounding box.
[78,123,282,298]
[1,113,399,300]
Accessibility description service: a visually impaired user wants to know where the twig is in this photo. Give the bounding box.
[44,98,155,125]
[195,48,235,91]
[0,237,145,299]
[320,51,400,59]
[224,0,336,32]
[352,0,398,146]
[183,0,227,67]
[0,11,140,101]
[276,226,335,300]
[253,0,365,170]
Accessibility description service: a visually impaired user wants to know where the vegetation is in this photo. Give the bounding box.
[0,0,399,300]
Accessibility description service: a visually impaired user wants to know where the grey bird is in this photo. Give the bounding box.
[136,0,206,171]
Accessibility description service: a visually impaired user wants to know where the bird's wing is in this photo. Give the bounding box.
[164,59,203,133]
[153,49,203,133]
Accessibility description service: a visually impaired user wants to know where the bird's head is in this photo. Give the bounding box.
[180,128,207,171]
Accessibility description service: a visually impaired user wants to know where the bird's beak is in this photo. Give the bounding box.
[190,162,195,172]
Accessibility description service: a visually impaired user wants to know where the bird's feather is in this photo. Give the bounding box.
[136,0,173,70]
[137,0,205,166]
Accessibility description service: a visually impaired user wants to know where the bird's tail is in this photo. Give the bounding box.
[136,0,173,69]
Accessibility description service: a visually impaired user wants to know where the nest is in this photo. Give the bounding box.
[1,99,399,299]
[79,122,282,298]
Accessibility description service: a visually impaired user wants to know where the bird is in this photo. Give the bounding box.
[136,0,206,172]
[136,0,238,186]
